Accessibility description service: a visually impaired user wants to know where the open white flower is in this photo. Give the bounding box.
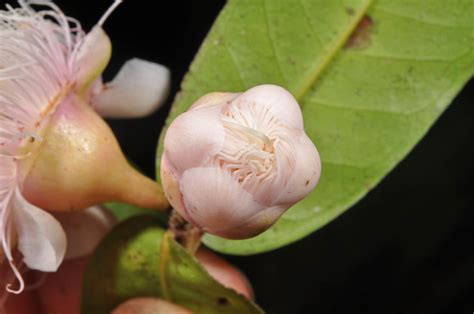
[0,0,169,293]
[161,85,321,239]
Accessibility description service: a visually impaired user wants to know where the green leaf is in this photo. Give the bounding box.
[81,217,263,314]
[156,0,474,255]
[104,202,168,224]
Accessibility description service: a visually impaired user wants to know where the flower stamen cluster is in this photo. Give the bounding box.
[0,1,83,161]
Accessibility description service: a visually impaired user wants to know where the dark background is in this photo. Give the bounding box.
[12,1,474,313]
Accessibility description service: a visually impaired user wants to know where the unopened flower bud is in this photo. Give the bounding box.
[161,85,321,239]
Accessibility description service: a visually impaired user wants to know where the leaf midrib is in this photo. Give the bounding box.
[293,0,374,101]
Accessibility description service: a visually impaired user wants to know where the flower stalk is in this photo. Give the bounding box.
[168,210,204,255]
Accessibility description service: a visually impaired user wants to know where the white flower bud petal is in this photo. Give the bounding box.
[237,84,304,130]
[161,154,189,220]
[13,189,66,272]
[246,128,298,206]
[164,105,225,175]
[52,206,117,260]
[161,85,321,239]
[93,58,171,118]
[217,204,288,240]
[180,167,264,239]
[190,92,238,110]
[275,133,321,206]
[76,26,112,94]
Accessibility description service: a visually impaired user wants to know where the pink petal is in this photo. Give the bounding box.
[275,133,321,206]
[164,105,225,176]
[236,84,304,130]
[179,167,264,239]
[247,128,299,207]
[75,26,112,94]
[160,154,189,221]
[92,58,171,118]
[52,206,116,260]
[189,92,238,110]
[227,204,288,239]
[13,189,66,272]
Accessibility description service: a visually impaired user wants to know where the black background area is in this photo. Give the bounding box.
[6,1,474,313]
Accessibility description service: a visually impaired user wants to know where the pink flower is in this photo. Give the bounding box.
[0,0,169,293]
[161,85,321,239]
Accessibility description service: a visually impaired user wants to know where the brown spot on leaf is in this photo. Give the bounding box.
[346,7,355,16]
[345,15,374,50]
[217,297,229,306]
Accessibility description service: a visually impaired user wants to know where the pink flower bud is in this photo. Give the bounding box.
[161,85,321,239]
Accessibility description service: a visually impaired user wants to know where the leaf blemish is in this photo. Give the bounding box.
[345,15,374,50]
[217,297,230,306]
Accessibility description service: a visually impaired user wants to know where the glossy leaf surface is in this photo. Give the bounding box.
[156,0,474,254]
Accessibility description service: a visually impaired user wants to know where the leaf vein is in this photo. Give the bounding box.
[262,0,287,84]
[321,160,367,170]
[297,0,324,47]
[352,52,457,62]
[222,41,245,89]
[375,7,468,29]
[305,99,424,116]
[294,0,374,101]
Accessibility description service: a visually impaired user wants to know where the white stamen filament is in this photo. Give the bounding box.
[0,0,85,294]
[98,0,123,27]
[221,119,274,152]
[217,103,279,188]
[209,97,300,206]
[0,151,32,161]
[0,187,24,294]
